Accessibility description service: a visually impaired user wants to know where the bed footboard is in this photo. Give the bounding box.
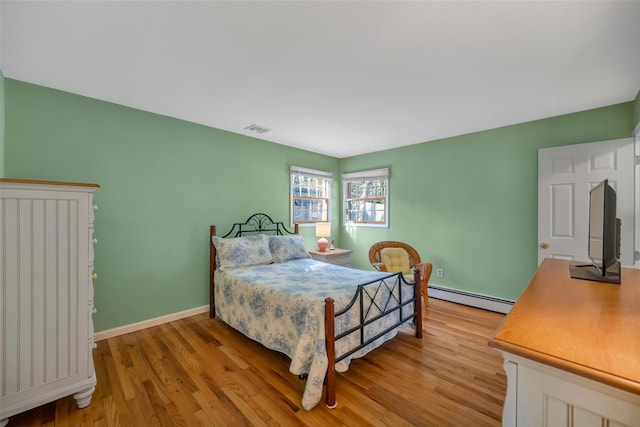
[324,269,422,408]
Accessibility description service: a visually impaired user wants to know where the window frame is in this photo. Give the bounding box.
[290,165,332,226]
[342,168,389,228]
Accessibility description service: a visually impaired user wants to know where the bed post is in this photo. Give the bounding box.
[210,225,217,318]
[413,270,423,338]
[324,297,337,408]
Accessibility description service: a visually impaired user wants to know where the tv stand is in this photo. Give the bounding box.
[569,261,621,284]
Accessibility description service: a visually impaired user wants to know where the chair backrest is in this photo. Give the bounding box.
[380,247,411,274]
[369,241,422,272]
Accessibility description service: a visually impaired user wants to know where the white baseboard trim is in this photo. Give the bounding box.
[428,284,514,314]
[94,285,512,342]
[94,305,210,342]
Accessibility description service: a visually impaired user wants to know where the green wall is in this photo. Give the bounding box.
[4,78,636,331]
[5,79,340,331]
[341,102,634,300]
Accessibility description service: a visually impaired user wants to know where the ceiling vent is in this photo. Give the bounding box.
[244,124,271,134]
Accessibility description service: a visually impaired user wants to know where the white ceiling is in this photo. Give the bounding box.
[2,1,639,158]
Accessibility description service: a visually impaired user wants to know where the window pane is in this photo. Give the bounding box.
[293,197,328,222]
[346,199,385,223]
[344,175,388,226]
[291,168,331,224]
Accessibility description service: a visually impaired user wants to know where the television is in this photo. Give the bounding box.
[569,179,621,284]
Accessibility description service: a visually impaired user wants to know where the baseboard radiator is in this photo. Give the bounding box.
[428,284,514,314]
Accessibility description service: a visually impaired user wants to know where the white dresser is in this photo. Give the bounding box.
[1,179,100,426]
[490,259,640,427]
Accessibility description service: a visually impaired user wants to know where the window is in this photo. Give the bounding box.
[290,166,332,225]
[343,168,389,227]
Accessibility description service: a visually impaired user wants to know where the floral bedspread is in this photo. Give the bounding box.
[214,258,416,410]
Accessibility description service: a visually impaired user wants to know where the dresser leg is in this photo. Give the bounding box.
[73,385,96,409]
[502,360,518,427]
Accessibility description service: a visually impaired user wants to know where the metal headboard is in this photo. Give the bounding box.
[220,213,296,237]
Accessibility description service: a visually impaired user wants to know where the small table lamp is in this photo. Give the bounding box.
[315,222,331,252]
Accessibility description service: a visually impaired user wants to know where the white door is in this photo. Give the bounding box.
[538,138,634,266]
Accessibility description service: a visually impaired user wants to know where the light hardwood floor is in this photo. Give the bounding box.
[9,299,507,426]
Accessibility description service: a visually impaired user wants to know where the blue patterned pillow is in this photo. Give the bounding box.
[212,234,273,271]
[269,235,311,263]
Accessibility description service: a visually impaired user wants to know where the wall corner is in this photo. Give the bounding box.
[0,69,5,178]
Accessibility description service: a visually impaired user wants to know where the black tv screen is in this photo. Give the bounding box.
[588,179,618,275]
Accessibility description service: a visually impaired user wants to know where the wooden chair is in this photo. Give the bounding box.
[368,241,433,308]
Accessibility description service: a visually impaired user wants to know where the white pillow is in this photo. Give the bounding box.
[212,234,273,271]
[269,235,311,263]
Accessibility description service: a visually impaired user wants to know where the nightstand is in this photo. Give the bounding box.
[309,248,352,267]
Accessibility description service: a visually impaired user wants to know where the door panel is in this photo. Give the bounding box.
[551,183,574,239]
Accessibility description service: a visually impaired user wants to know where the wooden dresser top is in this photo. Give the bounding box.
[0,178,100,188]
[489,258,640,395]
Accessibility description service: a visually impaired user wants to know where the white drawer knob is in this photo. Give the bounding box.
[92,308,97,314]
[92,343,98,349]
[93,204,98,210]
[92,238,98,244]
[91,272,98,280]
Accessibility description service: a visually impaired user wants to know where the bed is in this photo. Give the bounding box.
[209,213,422,410]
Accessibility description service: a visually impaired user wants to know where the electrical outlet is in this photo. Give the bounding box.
[436,268,444,278]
